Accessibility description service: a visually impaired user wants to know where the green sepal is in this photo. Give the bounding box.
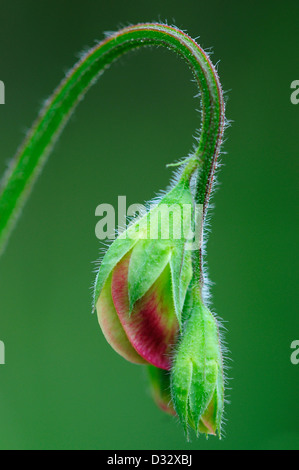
[215,366,225,437]
[169,242,193,326]
[128,240,172,312]
[171,358,193,437]
[93,236,137,311]
[93,210,150,310]
[189,360,218,433]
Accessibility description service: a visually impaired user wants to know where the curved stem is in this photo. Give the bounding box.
[0,23,225,257]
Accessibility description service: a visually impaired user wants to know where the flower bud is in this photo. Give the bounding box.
[94,159,199,370]
[171,282,224,437]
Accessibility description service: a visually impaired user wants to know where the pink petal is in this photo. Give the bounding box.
[97,274,149,365]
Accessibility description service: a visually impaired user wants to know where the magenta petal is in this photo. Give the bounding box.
[111,253,179,370]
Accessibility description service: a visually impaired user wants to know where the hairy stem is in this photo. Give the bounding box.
[0,23,225,257]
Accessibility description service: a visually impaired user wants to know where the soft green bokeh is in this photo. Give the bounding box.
[0,0,298,450]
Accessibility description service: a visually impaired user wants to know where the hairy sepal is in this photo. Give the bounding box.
[128,240,172,313]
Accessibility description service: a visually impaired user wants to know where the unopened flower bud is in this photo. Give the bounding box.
[171,281,224,437]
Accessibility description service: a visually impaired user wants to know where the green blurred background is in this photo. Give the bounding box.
[0,0,298,450]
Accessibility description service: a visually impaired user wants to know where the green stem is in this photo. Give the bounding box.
[0,23,224,257]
